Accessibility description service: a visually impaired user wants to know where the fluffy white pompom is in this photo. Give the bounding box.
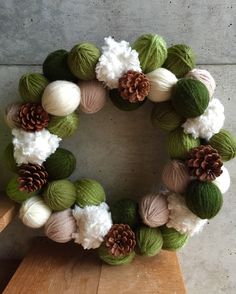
[213,166,230,194]
[96,36,141,89]
[167,193,207,236]
[72,202,112,249]
[182,98,225,140]
[12,128,61,165]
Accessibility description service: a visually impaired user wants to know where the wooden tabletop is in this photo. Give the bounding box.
[0,196,17,232]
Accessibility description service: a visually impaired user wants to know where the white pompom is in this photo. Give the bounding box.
[72,202,112,249]
[42,81,81,116]
[213,166,230,194]
[182,98,225,140]
[19,196,52,228]
[146,68,177,102]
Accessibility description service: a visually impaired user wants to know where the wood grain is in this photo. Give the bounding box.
[0,259,21,293]
[0,196,17,232]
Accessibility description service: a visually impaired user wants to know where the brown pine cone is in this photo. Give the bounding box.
[118,70,150,103]
[104,224,136,257]
[18,163,48,192]
[18,103,49,132]
[186,145,223,181]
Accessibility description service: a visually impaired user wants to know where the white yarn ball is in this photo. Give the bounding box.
[19,196,52,228]
[146,68,177,102]
[42,81,81,116]
[213,166,230,194]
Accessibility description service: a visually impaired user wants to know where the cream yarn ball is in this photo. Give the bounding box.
[213,166,230,194]
[42,81,81,116]
[19,196,52,228]
[146,68,178,102]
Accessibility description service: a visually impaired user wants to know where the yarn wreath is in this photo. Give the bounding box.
[4,34,236,266]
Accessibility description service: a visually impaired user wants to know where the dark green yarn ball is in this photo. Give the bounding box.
[171,78,210,118]
[6,176,34,203]
[163,44,196,78]
[185,180,223,219]
[18,73,49,103]
[43,49,76,82]
[4,143,18,173]
[111,198,139,228]
[74,178,106,207]
[137,225,163,257]
[44,148,76,180]
[160,226,189,251]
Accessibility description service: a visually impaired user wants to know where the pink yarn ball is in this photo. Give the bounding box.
[139,194,169,227]
[162,160,191,194]
[78,80,107,114]
[44,209,76,243]
[5,102,21,129]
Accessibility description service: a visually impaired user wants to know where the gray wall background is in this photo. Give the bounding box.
[0,1,235,293]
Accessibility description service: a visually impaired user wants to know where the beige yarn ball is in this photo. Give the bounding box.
[146,68,178,102]
[5,102,21,129]
[44,209,76,243]
[139,194,169,227]
[42,81,81,116]
[19,196,52,228]
[162,160,191,194]
[78,80,107,114]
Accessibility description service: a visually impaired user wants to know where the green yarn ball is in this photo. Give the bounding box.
[167,127,200,159]
[111,199,139,228]
[160,226,189,251]
[68,42,100,80]
[98,245,136,265]
[74,178,106,208]
[4,143,18,173]
[6,177,34,203]
[151,101,184,132]
[43,49,76,82]
[137,225,163,257]
[209,129,236,161]
[172,78,209,118]
[132,34,167,73]
[163,44,196,78]
[185,180,223,219]
[47,112,79,138]
[18,73,49,103]
[44,148,76,180]
[43,180,76,211]
[109,89,146,111]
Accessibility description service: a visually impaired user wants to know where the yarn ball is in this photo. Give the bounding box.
[44,148,76,180]
[18,73,49,103]
[74,178,106,208]
[172,78,210,118]
[78,80,107,114]
[132,34,167,73]
[209,129,236,161]
[42,81,81,116]
[47,112,79,138]
[160,226,189,251]
[136,225,163,257]
[185,68,216,98]
[110,89,146,111]
[163,44,196,78]
[167,127,200,159]
[99,244,136,265]
[44,209,76,243]
[151,101,184,132]
[19,196,52,228]
[43,49,76,82]
[110,198,139,228]
[146,68,177,102]
[185,180,223,219]
[162,160,191,194]
[213,166,230,194]
[6,176,34,203]
[4,102,21,129]
[139,194,169,227]
[43,180,76,211]
[4,143,18,173]
[68,42,100,80]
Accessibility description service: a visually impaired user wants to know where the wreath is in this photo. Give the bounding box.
[4,34,236,266]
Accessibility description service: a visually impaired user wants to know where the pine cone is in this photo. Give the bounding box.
[18,163,48,192]
[186,145,223,181]
[118,70,150,103]
[104,224,136,257]
[18,103,49,132]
